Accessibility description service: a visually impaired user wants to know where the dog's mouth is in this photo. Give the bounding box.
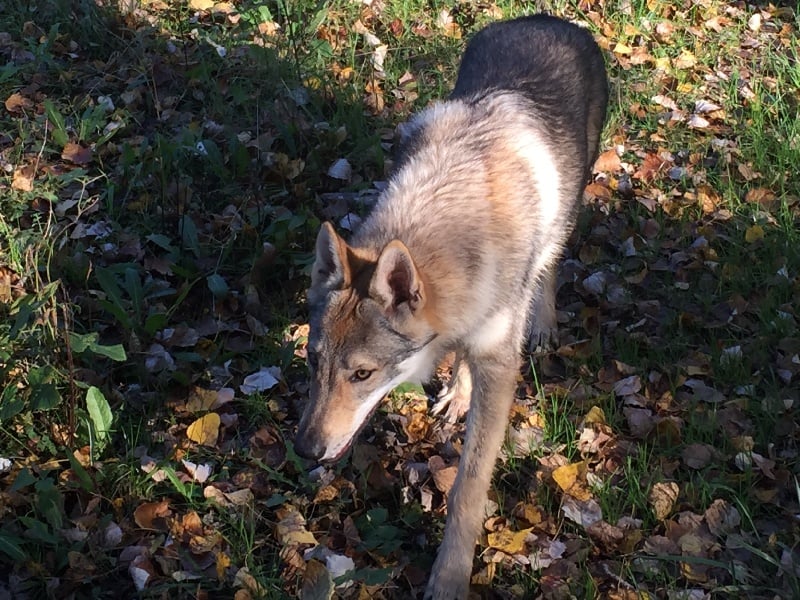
[318,402,383,464]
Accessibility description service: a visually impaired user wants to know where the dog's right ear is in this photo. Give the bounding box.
[310,222,349,297]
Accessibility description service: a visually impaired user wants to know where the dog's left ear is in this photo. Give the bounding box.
[370,240,425,313]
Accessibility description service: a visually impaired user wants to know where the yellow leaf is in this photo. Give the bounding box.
[612,42,633,55]
[584,406,606,425]
[487,527,533,554]
[552,461,584,492]
[673,50,697,69]
[552,462,592,501]
[188,0,214,9]
[654,56,671,71]
[186,413,220,446]
[745,225,764,243]
[216,551,231,580]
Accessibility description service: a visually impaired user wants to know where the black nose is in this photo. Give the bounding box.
[294,433,325,461]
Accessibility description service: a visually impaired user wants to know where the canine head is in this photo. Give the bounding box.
[295,223,438,463]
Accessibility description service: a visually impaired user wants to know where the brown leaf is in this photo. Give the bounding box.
[133,499,172,530]
[745,187,777,207]
[593,149,622,172]
[704,499,741,536]
[649,481,679,520]
[673,49,697,69]
[61,142,93,165]
[403,411,430,443]
[428,455,458,495]
[681,443,713,470]
[586,520,624,550]
[275,507,317,546]
[301,560,334,600]
[633,153,668,183]
[5,92,33,113]
[11,165,34,191]
[185,386,234,412]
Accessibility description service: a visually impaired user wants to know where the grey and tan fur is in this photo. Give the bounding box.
[295,14,608,600]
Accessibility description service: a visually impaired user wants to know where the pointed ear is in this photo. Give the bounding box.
[310,222,349,295]
[370,240,425,313]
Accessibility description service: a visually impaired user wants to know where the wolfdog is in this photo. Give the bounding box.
[295,14,608,599]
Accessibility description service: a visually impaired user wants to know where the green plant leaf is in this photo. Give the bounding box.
[44,99,69,147]
[0,533,27,561]
[30,383,61,411]
[67,452,95,492]
[86,386,113,444]
[0,386,25,421]
[35,478,64,529]
[206,274,229,299]
[10,467,37,492]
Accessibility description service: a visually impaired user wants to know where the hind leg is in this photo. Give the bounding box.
[526,263,559,352]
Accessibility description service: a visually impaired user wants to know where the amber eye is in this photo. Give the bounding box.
[351,369,373,382]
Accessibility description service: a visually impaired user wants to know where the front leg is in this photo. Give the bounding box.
[424,350,518,600]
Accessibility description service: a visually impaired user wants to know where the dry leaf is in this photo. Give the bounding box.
[673,50,697,69]
[649,481,679,520]
[62,142,93,165]
[5,92,33,113]
[133,499,172,530]
[186,412,221,446]
[681,443,713,469]
[704,499,741,536]
[301,560,334,600]
[745,224,765,243]
[429,455,458,495]
[275,507,317,546]
[487,527,533,554]
[11,166,34,191]
[594,149,622,172]
[552,461,591,501]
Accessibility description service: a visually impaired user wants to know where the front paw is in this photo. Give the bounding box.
[423,564,470,600]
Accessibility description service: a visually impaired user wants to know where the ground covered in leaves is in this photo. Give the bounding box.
[1,0,799,598]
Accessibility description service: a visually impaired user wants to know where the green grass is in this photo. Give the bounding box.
[1,0,799,597]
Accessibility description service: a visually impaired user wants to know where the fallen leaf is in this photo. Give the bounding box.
[133,499,171,530]
[240,367,280,394]
[745,224,765,243]
[561,496,603,527]
[11,166,34,191]
[673,49,697,69]
[552,461,592,501]
[182,459,212,483]
[649,481,679,520]
[186,413,221,446]
[487,527,533,554]
[704,499,741,536]
[5,92,33,113]
[300,560,335,600]
[594,149,622,172]
[275,507,317,546]
[429,455,458,495]
[681,443,714,470]
[62,142,93,165]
